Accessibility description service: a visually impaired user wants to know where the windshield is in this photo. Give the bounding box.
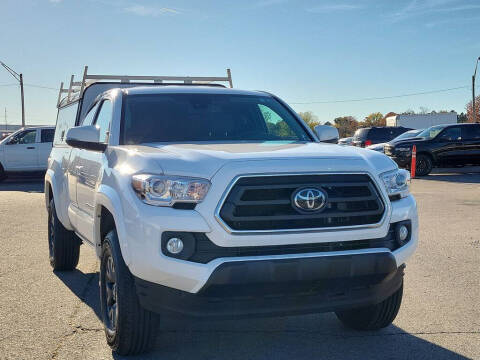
[393,129,422,141]
[121,93,311,144]
[417,125,449,140]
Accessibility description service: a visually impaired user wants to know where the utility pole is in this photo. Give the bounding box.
[4,108,6,131]
[0,61,25,127]
[473,57,480,123]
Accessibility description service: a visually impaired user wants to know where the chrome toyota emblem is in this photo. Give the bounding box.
[292,187,327,213]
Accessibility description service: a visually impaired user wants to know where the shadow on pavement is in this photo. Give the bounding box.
[0,177,44,193]
[55,269,470,360]
[414,166,480,184]
[54,269,102,320]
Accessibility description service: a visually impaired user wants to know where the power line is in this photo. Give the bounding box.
[289,85,470,104]
[25,83,59,90]
[0,82,58,90]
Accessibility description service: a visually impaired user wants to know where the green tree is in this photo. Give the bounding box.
[298,111,320,130]
[333,116,359,138]
[362,112,385,127]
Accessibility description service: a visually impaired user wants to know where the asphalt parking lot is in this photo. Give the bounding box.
[0,169,479,360]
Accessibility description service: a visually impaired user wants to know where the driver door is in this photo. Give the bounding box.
[434,126,463,165]
[4,129,39,170]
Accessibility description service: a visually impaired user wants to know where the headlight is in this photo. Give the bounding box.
[132,174,210,206]
[396,147,411,152]
[380,169,410,198]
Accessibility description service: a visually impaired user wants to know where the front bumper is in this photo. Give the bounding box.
[388,154,411,168]
[135,252,404,317]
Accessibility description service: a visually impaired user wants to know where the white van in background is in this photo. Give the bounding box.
[0,126,55,180]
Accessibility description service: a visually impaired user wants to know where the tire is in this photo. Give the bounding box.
[335,282,403,331]
[100,229,159,355]
[48,199,80,270]
[415,154,433,176]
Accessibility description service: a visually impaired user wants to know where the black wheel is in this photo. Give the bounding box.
[415,154,433,176]
[335,282,403,331]
[48,199,80,270]
[100,229,159,355]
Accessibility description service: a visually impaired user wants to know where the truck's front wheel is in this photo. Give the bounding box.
[335,282,403,331]
[48,199,80,270]
[100,229,159,355]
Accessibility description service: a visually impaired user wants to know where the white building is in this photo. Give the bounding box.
[386,112,457,129]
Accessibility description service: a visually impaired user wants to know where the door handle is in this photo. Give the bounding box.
[26,146,35,149]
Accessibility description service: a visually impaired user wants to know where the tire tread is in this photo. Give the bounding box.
[335,283,403,331]
[102,230,159,355]
[49,199,80,271]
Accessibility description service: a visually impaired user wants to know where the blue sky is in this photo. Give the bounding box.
[0,0,479,125]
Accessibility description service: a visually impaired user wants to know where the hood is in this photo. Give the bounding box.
[388,137,427,146]
[367,142,386,150]
[109,141,397,179]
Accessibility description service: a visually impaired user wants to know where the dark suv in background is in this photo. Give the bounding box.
[352,127,412,147]
[384,123,480,176]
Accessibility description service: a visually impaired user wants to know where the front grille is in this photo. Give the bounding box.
[218,174,385,231]
[189,224,403,264]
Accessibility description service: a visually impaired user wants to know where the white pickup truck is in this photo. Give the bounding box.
[0,126,55,180]
[45,68,418,356]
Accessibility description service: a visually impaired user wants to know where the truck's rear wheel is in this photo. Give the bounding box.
[100,229,159,355]
[335,282,403,331]
[48,199,80,270]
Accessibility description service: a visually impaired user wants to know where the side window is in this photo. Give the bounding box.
[462,125,480,140]
[94,100,113,143]
[9,130,36,145]
[438,127,462,141]
[258,104,298,139]
[81,103,100,126]
[41,129,55,143]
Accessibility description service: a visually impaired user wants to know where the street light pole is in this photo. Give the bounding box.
[19,74,25,127]
[473,57,480,123]
[0,61,25,127]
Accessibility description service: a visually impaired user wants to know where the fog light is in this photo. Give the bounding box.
[398,225,409,242]
[166,238,184,254]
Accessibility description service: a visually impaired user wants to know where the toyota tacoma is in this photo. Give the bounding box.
[45,68,418,355]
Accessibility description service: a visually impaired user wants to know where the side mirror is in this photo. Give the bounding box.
[66,126,106,152]
[314,125,339,143]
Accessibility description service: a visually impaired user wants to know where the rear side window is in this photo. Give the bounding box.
[353,128,369,140]
[462,125,480,140]
[54,103,79,145]
[41,129,55,143]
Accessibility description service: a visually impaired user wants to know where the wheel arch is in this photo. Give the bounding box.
[417,151,435,164]
[44,169,74,229]
[94,185,130,264]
